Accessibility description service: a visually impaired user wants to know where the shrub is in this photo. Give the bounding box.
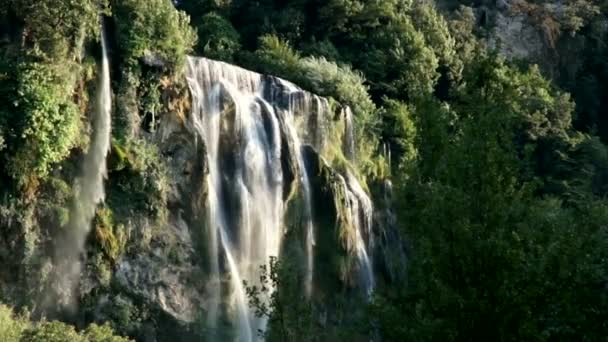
[252,35,377,138]
[0,305,28,342]
[379,98,417,170]
[107,138,168,222]
[20,321,84,342]
[252,34,302,78]
[195,12,241,61]
[83,323,132,342]
[112,0,196,68]
[10,0,106,60]
[299,56,376,133]
[8,62,81,185]
[0,305,131,342]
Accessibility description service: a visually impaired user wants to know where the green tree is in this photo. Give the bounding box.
[379,98,418,171]
[193,13,241,61]
[375,53,608,342]
[245,257,318,341]
[83,323,132,342]
[9,0,106,60]
[112,0,196,67]
[0,306,28,342]
[20,321,84,342]
[6,62,81,186]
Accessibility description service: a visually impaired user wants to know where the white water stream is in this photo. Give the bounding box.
[186,57,374,340]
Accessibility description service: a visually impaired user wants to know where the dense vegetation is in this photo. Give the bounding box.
[0,0,607,340]
[0,304,130,341]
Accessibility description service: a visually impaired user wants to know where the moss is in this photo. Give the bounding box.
[93,207,127,264]
[109,140,129,172]
[106,137,169,223]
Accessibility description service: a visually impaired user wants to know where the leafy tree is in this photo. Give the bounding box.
[193,12,241,61]
[250,34,377,138]
[379,98,418,171]
[20,321,84,342]
[5,62,82,186]
[9,0,106,60]
[112,0,196,67]
[453,55,576,192]
[0,305,28,342]
[248,34,302,79]
[245,257,317,341]
[554,4,608,141]
[372,52,608,341]
[82,323,132,342]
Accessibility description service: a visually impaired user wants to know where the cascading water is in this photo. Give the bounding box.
[283,107,316,297]
[343,107,356,160]
[56,26,112,305]
[344,171,375,295]
[185,56,375,340]
[187,57,283,341]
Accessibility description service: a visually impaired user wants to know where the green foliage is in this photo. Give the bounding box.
[194,13,241,61]
[245,257,318,341]
[315,0,448,100]
[112,0,196,68]
[410,1,456,70]
[379,98,418,170]
[300,57,376,130]
[20,321,84,342]
[453,55,577,194]
[456,58,574,143]
[2,0,608,341]
[251,34,377,144]
[112,70,140,139]
[0,305,129,342]
[346,12,439,100]
[446,6,482,80]
[248,34,383,177]
[93,207,127,264]
[107,138,168,222]
[9,0,106,60]
[0,305,28,342]
[300,39,341,61]
[553,134,608,198]
[6,62,81,186]
[553,4,608,141]
[251,35,302,78]
[371,51,608,341]
[82,323,132,342]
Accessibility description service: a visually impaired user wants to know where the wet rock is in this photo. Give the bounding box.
[114,216,203,323]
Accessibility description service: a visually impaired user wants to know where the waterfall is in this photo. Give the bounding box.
[345,171,374,295]
[343,107,356,160]
[185,56,375,340]
[56,26,112,306]
[283,107,316,297]
[187,57,282,341]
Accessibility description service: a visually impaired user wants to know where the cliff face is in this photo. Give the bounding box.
[18,56,401,341]
[465,0,597,77]
[0,5,404,337]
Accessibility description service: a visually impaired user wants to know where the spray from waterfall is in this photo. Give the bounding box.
[54,25,112,308]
